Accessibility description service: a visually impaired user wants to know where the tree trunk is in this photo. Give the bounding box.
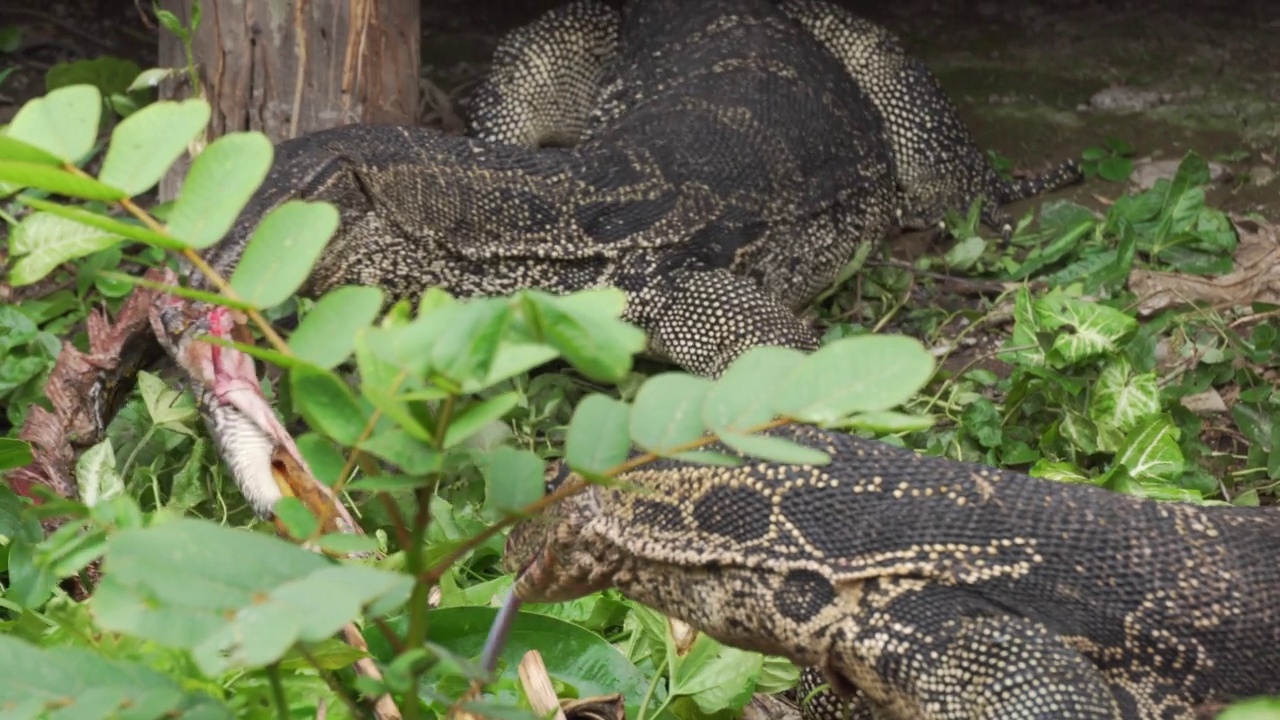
[155,0,420,201]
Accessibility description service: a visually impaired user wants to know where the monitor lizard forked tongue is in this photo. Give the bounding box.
[149,272,361,542]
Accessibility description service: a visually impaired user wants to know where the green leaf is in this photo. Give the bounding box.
[1088,356,1160,453]
[755,655,801,695]
[345,474,436,493]
[0,437,33,471]
[166,131,274,248]
[92,518,412,676]
[75,439,123,507]
[1217,697,1280,720]
[838,411,934,434]
[443,392,520,449]
[355,333,433,443]
[521,289,645,383]
[1029,459,1091,484]
[366,607,666,720]
[290,365,371,446]
[565,394,632,476]
[629,373,713,454]
[99,99,209,195]
[481,446,545,514]
[295,432,348,486]
[6,84,101,162]
[45,56,142,96]
[1114,416,1184,486]
[128,67,183,92]
[18,196,182,248]
[1081,147,1107,162]
[6,211,124,286]
[0,135,62,165]
[0,486,58,609]
[478,341,560,390]
[943,234,986,271]
[1035,293,1138,367]
[0,26,19,53]
[775,335,935,424]
[1097,156,1133,183]
[430,298,511,384]
[168,437,210,510]
[0,160,127,200]
[668,632,760,714]
[287,286,384,369]
[229,200,339,308]
[138,369,196,427]
[718,430,829,465]
[313,532,382,557]
[273,496,320,539]
[0,635,234,720]
[704,346,805,432]
[358,428,443,475]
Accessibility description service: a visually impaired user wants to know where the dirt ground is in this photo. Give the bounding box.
[3,0,1277,222]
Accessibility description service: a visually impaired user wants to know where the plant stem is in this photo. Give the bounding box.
[265,663,290,720]
[635,668,667,720]
[119,426,155,484]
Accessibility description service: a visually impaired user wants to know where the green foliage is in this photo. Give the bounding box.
[0,26,21,54]
[45,56,154,118]
[1,64,1276,720]
[367,607,663,719]
[1081,136,1136,182]
[1221,698,1280,720]
[0,634,233,720]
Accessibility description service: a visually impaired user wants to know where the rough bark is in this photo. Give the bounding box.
[155,0,420,201]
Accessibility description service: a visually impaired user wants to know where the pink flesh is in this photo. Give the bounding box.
[155,295,359,534]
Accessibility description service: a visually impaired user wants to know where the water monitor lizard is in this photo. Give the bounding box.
[503,424,1280,720]
[158,0,899,519]
[158,0,1081,522]
[466,0,1082,237]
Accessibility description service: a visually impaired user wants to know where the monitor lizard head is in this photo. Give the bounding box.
[503,460,621,603]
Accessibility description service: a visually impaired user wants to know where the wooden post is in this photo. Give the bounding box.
[155,0,420,201]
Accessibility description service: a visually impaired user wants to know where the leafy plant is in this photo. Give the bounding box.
[1081,136,1136,182]
[0,65,1276,720]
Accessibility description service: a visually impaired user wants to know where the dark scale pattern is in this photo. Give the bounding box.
[691,483,774,542]
[775,569,837,623]
[505,424,1280,720]
[175,0,904,533]
[466,0,621,148]
[187,0,894,382]
[779,0,1083,238]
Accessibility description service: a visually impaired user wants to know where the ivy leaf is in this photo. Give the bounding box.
[1088,356,1160,453]
[6,211,124,286]
[75,439,123,508]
